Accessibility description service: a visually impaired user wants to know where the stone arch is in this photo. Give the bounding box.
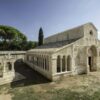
[88,45,97,56]
[57,55,61,72]
[62,55,66,72]
[67,55,71,71]
[88,45,97,71]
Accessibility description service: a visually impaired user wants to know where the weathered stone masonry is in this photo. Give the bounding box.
[0,51,25,85]
[25,23,100,81]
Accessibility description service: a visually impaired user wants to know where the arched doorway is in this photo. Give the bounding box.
[88,46,97,72]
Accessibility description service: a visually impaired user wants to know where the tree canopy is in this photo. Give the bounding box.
[0,25,26,41]
[0,25,36,50]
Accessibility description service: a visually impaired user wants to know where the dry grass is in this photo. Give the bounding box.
[1,71,100,100]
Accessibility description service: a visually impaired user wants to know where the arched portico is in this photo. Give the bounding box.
[87,46,97,72]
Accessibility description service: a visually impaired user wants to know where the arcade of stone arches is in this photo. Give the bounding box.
[56,45,98,74]
[57,55,72,73]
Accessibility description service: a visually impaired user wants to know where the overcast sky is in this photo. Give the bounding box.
[0,0,100,40]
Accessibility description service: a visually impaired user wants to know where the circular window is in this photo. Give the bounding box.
[90,30,93,35]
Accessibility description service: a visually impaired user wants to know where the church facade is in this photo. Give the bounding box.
[25,23,100,81]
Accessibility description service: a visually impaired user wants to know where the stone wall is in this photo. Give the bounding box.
[0,51,26,61]
[24,52,52,80]
[0,51,26,85]
[83,23,97,40]
[25,23,100,81]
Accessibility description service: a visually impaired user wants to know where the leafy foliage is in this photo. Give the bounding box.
[0,25,36,50]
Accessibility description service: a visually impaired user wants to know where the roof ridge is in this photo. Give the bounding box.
[44,22,95,40]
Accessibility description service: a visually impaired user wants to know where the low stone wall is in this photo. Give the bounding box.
[0,72,25,85]
[0,51,26,85]
[0,51,26,61]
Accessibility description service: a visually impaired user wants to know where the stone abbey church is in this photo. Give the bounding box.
[1,22,100,85]
[25,23,100,81]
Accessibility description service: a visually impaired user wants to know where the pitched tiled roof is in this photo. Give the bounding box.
[36,38,80,49]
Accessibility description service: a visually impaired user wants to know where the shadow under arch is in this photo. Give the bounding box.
[10,60,51,88]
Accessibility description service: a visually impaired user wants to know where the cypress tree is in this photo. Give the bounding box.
[38,27,44,46]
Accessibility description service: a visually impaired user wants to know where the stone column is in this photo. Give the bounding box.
[86,47,90,74]
[96,56,99,70]
[51,56,57,75]
[48,56,51,71]
[42,57,44,69]
[86,57,89,74]
[3,62,6,73]
[12,61,15,72]
[13,61,15,76]
[3,62,7,78]
[40,56,42,68]
[40,56,41,67]
[47,56,49,71]
[96,48,99,70]
[43,57,45,70]
[38,56,39,66]
[72,45,76,75]
[42,57,43,69]
[65,56,67,71]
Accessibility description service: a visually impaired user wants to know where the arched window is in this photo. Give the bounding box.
[67,55,71,71]
[57,55,61,72]
[62,56,66,72]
